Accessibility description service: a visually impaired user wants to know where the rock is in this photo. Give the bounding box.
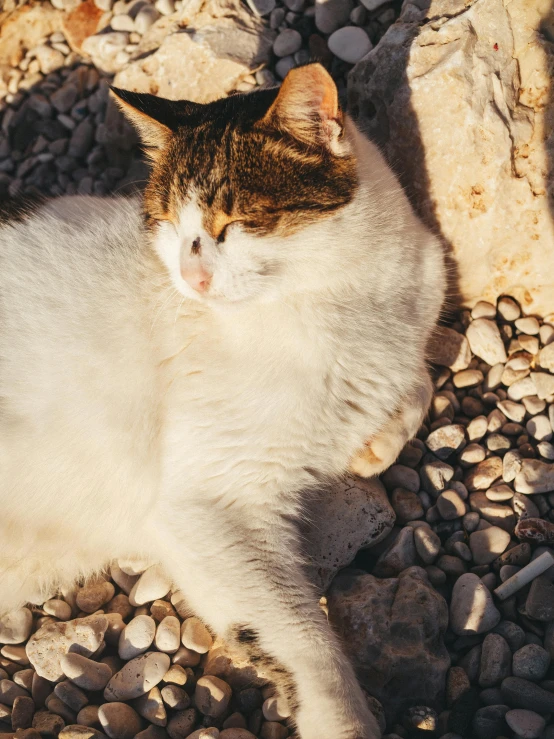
[118,616,156,660]
[246,0,275,16]
[104,653,171,702]
[494,621,526,652]
[0,679,30,705]
[512,644,550,681]
[32,710,66,736]
[113,0,274,103]
[390,488,423,524]
[478,634,512,688]
[425,425,466,461]
[12,695,35,730]
[501,677,554,712]
[160,685,190,711]
[516,517,554,544]
[133,687,166,726]
[68,120,95,159]
[373,527,416,577]
[498,400,526,423]
[503,450,523,482]
[315,0,353,34]
[43,600,72,621]
[453,368,484,388]
[464,320,508,366]
[472,705,509,739]
[0,608,33,645]
[348,0,554,315]
[180,618,213,655]
[34,45,65,75]
[420,461,454,496]
[437,490,466,520]
[382,464,420,493]
[525,575,554,621]
[505,709,545,739]
[497,297,521,321]
[194,676,232,717]
[414,526,441,564]
[515,459,554,494]
[469,527,511,565]
[273,29,301,57]
[508,377,537,401]
[81,33,130,74]
[155,617,180,654]
[465,458,503,491]
[62,0,104,53]
[469,493,516,532]
[427,327,471,372]
[531,373,554,400]
[166,708,196,739]
[77,581,115,614]
[98,703,142,739]
[327,27,372,64]
[27,615,108,682]
[328,567,450,723]
[446,666,471,707]
[59,728,107,739]
[539,343,554,371]
[60,653,112,692]
[54,682,88,713]
[129,566,172,607]
[449,574,500,635]
[302,475,394,590]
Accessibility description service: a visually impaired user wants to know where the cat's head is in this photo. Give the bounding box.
[111,64,359,305]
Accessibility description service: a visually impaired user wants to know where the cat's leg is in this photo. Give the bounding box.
[158,509,380,739]
[349,370,433,478]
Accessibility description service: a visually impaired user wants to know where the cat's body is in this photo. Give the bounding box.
[0,66,445,739]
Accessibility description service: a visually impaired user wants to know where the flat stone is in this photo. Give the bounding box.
[530,372,554,400]
[449,574,501,635]
[327,27,372,64]
[508,376,537,401]
[515,459,554,494]
[501,677,554,712]
[469,527,511,565]
[61,653,112,692]
[54,681,88,712]
[129,566,172,607]
[104,652,170,702]
[539,343,554,371]
[505,709,545,739]
[27,615,108,682]
[469,493,516,532]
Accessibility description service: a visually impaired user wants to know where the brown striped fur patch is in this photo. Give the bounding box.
[111,64,358,240]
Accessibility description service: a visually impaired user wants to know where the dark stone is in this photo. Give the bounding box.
[526,576,554,621]
[472,704,509,739]
[501,677,554,712]
[447,686,480,736]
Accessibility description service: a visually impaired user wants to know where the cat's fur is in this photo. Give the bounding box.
[0,65,445,738]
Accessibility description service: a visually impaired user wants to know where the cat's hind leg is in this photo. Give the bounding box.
[156,503,380,739]
[349,370,433,478]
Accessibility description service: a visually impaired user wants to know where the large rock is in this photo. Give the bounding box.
[302,475,395,591]
[112,0,275,102]
[327,566,450,723]
[348,0,554,315]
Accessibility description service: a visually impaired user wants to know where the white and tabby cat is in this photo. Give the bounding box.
[0,65,445,738]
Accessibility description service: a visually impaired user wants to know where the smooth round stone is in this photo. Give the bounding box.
[478,634,511,687]
[453,369,484,388]
[526,414,553,441]
[220,730,256,739]
[246,0,276,14]
[111,14,135,31]
[452,541,472,562]
[486,484,513,502]
[538,440,554,459]
[129,565,172,606]
[98,703,142,739]
[519,335,540,354]
[425,423,466,460]
[161,684,190,711]
[466,319,507,365]
[460,443,486,466]
[195,676,232,718]
[464,512,480,533]
[485,364,505,392]
[181,618,213,654]
[505,709,545,739]
[155,617,180,654]
[472,704,509,739]
[54,680,89,712]
[0,608,33,645]
[134,686,166,726]
[273,29,302,57]
[522,396,546,415]
[327,27,372,64]
[390,488,424,523]
[503,449,523,482]
[104,652,170,701]
[172,646,201,668]
[508,376,537,401]
[437,490,466,520]
[275,56,295,80]
[76,705,100,727]
[513,644,551,681]
[450,573,500,635]
[469,527,511,565]
[515,317,540,335]
[467,416,488,441]
[33,711,66,735]
[501,676,554,712]
[315,0,353,34]
[119,616,156,660]
[262,696,290,722]
[134,6,160,34]
[472,301,496,319]
[77,581,115,614]
[497,297,521,321]
[61,653,113,691]
[43,599,72,621]
[167,708,196,739]
[118,559,150,576]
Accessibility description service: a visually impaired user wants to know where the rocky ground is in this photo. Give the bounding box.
[2,2,554,739]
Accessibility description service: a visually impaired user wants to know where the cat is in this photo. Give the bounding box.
[0,64,445,739]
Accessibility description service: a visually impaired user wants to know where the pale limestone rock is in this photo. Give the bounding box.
[348,0,554,316]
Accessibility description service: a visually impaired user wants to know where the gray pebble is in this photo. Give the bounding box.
[501,676,554,712]
[315,0,354,33]
[273,29,302,57]
[478,634,512,687]
[450,574,500,635]
[512,644,550,681]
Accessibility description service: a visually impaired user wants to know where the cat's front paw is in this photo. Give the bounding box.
[349,436,397,478]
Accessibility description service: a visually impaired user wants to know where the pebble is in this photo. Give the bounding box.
[315,0,354,34]
[77,581,115,614]
[453,369,484,388]
[531,371,554,399]
[59,729,106,739]
[472,704,509,739]
[450,574,500,635]
[167,708,196,739]
[425,424,466,460]
[275,56,295,80]
[373,527,417,577]
[61,653,112,692]
[118,616,156,660]
[104,652,170,701]
[12,695,36,730]
[413,526,441,564]
[180,618,213,655]
[33,710,66,735]
[472,301,496,319]
[466,318,507,365]
[437,490,466,520]
[246,0,276,15]
[155,617,180,654]
[161,684,190,710]
[273,29,302,57]
[34,45,65,75]
[327,27,372,64]
[382,464,420,493]
[501,676,554,712]
[526,575,554,621]
[190,730,221,739]
[129,565,172,607]
[478,634,511,687]
[505,709,545,739]
[43,599,72,621]
[469,527,511,566]
[508,376,537,401]
[134,686,166,726]
[220,731,255,739]
[497,297,521,321]
[98,702,142,739]
[516,317,540,335]
[512,644,550,681]
[515,459,554,494]
[0,608,33,645]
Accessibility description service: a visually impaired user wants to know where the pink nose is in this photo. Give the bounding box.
[180,266,212,294]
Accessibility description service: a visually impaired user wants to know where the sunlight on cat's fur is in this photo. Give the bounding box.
[0,65,445,739]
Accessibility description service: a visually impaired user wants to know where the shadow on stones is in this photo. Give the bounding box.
[346,0,462,323]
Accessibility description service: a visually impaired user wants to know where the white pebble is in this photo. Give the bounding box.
[155,616,181,654]
[471,301,496,319]
[466,318,507,365]
[262,695,291,721]
[181,617,213,654]
[328,26,372,64]
[43,599,72,621]
[134,6,160,34]
[515,317,540,335]
[104,652,171,701]
[0,608,33,645]
[129,564,172,606]
[497,296,521,321]
[155,0,175,14]
[526,415,553,442]
[118,615,156,660]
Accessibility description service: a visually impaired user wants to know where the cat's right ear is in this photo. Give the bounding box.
[110,88,195,158]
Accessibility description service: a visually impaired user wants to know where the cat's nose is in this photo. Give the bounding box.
[180,265,212,293]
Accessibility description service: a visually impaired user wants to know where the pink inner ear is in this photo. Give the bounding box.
[266,63,340,128]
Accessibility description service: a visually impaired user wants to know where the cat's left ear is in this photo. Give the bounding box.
[110,88,198,158]
[261,64,349,155]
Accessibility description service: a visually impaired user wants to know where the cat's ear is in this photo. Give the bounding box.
[261,64,347,154]
[110,88,198,157]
